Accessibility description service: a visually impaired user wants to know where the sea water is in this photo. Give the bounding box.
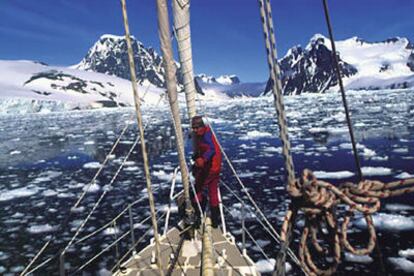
[0,89,413,275]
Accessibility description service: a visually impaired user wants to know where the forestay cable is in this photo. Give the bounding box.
[120,0,164,274]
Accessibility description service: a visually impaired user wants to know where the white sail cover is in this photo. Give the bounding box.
[172,0,197,120]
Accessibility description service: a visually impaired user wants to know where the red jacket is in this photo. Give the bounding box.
[194,126,222,174]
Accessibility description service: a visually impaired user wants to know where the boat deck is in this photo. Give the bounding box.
[115,224,258,275]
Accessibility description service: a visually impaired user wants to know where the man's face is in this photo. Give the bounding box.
[192,125,205,136]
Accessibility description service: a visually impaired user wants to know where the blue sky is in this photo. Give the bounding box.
[1,0,414,82]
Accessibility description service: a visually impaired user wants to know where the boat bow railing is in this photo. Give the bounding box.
[163,166,183,235]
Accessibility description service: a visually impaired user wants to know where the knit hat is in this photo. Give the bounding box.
[191,116,205,128]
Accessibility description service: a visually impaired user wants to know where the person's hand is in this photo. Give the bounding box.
[195,157,205,168]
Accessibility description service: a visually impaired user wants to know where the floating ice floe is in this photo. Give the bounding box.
[255,258,292,273]
[103,227,119,235]
[326,127,349,135]
[395,172,414,179]
[371,155,389,161]
[124,166,140,172]
[339,143,364,150]
[362,147,376,158]
[27,224,57,234]
[206,117,227,124]
[388,257,414,273]
[82,183,100,193]
[84,140,95,145]
[83,162,101,169]
[393,147,409,154]
[0,251,9,261]
[344,252,373,263]
[399,248,414,260]
[361,166,392,176]
[354,213,414,232]
[33,170,62,183]
[10,266,24,273]
[0,187,39,202]
[233,158,248,163]
[57,192,75,198]
[152,170,181,183]
[71,206,85,213]
[124,161,136,166]
[133,222,148,230]
[238,171,256,178]
[313,170,354,179]
[385,204,414,212]
[98,268,112,276]
[239,130,272,140]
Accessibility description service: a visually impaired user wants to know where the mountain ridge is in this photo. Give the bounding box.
[74,34,414,96]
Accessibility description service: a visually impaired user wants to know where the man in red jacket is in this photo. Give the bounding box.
[191,116,222,228]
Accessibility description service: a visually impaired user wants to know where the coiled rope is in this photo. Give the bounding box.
[321,0,386,273]
[281,169,414,275]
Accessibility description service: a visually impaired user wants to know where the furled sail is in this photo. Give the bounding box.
[172,0,197,120]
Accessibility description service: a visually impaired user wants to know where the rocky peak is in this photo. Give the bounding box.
[275,34,357,95]
[74,34,169,88]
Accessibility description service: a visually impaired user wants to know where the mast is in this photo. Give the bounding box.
[172,0,197,121]
[155,0,194,224]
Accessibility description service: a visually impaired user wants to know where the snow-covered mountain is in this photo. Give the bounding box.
[276,34,357,95]
[195,74,240,85]
[2,33,414,114]
[335,36,414,91]
[73,34,175,88]
[272,34,414,95]
[75,33,414,97]
[194,73,265,97]
[0,60,166,114]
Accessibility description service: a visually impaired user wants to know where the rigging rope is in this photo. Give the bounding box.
[120,0,164,274]
[20,115,135,276]
[320,3,386,273]
[188,41,304,270]
[255,1,300,274]
[62,134,140,254]
[73,198,146,245]
[73,211,165,274]
[25,76,162,275]
[321,0,363,182]
[192,90,302,271]
[255,0,410,274]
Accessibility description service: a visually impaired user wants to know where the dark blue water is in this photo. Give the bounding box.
[0,89,413,275]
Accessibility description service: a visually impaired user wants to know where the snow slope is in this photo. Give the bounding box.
[312,34,414,91]
[0,60,166,113]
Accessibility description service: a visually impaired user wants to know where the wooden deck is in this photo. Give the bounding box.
[115,224,259,275]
